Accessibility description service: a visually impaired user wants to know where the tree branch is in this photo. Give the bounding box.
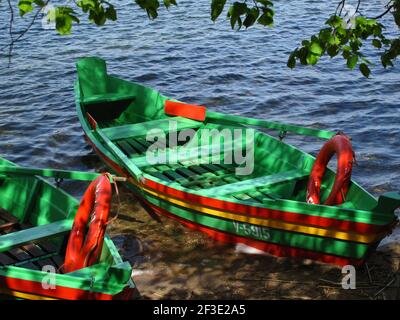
[6,0,14,67]
[335,0,346,16]
[369,4,394,20]
[2,0,50,66]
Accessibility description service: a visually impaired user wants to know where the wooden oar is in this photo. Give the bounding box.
[0,166,127,182]
[205,111,337,140]
[164,100,337,139]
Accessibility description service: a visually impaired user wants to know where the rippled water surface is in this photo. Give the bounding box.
[0,1,399,252]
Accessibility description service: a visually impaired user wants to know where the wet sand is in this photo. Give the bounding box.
[107,187,400,300]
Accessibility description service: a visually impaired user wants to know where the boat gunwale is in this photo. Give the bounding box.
[76,93,394,228]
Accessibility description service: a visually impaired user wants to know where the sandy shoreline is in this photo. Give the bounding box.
[108,187,400,300]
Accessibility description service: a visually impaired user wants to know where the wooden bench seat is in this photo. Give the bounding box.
[101,116,202,141]
[82,92,136,105]
[0,219,72,253]
[199,169,308,197]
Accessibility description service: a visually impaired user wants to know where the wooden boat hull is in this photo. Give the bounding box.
[75,57,399,267]
[82,131,389,267]
[0,157,137,300]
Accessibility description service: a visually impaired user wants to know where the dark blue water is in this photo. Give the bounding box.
[0,1,399,201]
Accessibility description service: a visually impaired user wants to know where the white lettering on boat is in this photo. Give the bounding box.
[233,221,270,241]
[145,121,255,175]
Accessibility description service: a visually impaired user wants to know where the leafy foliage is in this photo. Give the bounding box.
[211,0,274,30]
[10,0,400,77]
[288,14,398,77]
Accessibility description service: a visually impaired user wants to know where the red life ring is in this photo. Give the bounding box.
[306,134,354,206]
[64,174,112,273]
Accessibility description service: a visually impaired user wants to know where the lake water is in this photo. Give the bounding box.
[0,0,399,291]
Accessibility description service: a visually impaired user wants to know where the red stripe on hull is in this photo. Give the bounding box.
[144,199,365,267]
[0,276,132,300]
[84,134,389,235]
[144,179,389,235]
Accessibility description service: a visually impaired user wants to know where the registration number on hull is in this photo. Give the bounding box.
[233,221,270,241]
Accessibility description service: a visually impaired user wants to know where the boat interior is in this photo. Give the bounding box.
[0,165,117,273]
[77,58,380,212]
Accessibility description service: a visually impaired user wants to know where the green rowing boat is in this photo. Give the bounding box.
[0,156,136,300]
[75,56,400,267]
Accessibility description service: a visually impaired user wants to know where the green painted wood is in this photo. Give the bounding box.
[144,192,369,259]
[200,170,308,197]
[9,252,58,268]
[0,219,72,253]
[0,264,129,295]
[0,166,101,181]
[96,128,143,180]
[117,141,138,157]
[206,111,337,139]
[0,155,135,297]
[21,179,41,224]
[373,192,400,213]
[101,116,202,141]
[82,92,136,105]
[127,139,147,154]
[75,57,397,234]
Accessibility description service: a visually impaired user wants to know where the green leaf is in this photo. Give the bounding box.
[327,45,339,57]
[326,15,342,28]
[135,0,160,19]
[255,0,273,6]
[257,8,274,27]
[306,53,319,65]
[319,28,332,42]
[211,0,226,22]
[310,41,323,55]
[381,53,394,68]
[105,5,117,21]
[359,63,371,77]
[342,46,351,59]
[33,0,46,7]
[287,52,296,69]
[347,55,358,69]
[227,2,248,29]
[372,39,382,49]
[18,0,34,16]
[163,0,177,9]
[47,7,80,35]
[243,7,259,28]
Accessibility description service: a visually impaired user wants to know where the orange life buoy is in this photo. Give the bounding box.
[306,134,354,206]
[64,174,112,273]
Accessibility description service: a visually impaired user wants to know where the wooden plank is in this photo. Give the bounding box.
[21,179,41,224]
[96,128,143,180]
[127,139,147,154]
[0,208,19,224]
[0,253,16,266]
[82,92,136,105]
[0,166,101,181]
[175,167,198,178]
[117,141,138,157]
[101,117,202,141]
[206,111,337,139]
[0,222,18,232]
[0,219,72,253]
[7,247,31,262]
[131,140,240,167]
[200,170,308,197]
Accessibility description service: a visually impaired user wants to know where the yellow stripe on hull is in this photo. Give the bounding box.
[0,287,57,300]
[129,178,383,244]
